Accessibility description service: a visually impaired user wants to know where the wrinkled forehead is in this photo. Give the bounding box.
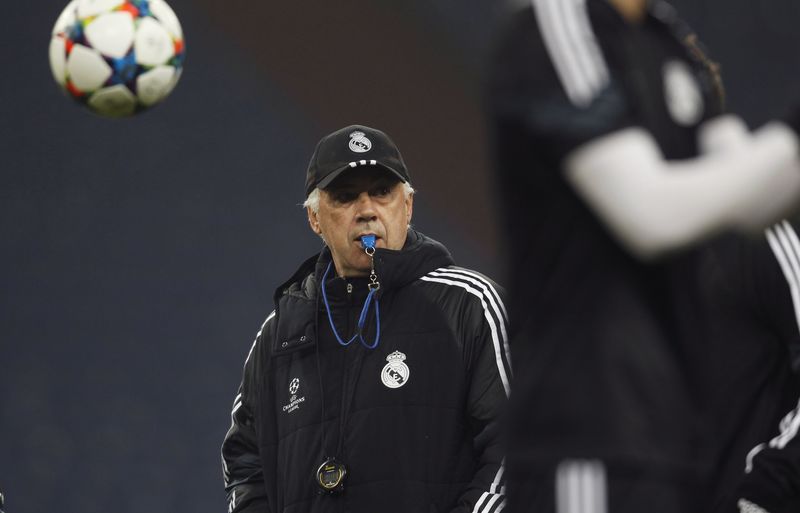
[324,166,401,192]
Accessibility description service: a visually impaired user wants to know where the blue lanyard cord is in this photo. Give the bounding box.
[320,262,381,349]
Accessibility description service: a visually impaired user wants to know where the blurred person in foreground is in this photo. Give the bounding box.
[487,0,800,511]
[221,125,511,513]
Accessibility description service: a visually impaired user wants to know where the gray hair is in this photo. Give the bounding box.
[303,182,415,213]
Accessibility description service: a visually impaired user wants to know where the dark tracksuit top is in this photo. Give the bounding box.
[488,0,800,511]
[487,0,724,511]
[222,230,511,513]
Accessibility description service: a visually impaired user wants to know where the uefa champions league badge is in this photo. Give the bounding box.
[381,351,410,389]
[348,131,372,153]
[282,377,305,414]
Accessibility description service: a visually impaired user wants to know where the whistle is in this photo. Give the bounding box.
[360,234,377,249]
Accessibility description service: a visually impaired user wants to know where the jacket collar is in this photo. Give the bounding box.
[273,229,455,307]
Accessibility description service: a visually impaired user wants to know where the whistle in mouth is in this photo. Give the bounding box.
[360,235,377,249]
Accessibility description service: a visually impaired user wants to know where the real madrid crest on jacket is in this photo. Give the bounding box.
[222,230,511,513]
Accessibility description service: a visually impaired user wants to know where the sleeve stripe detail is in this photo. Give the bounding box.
[469,461,507,513]
[231,401,243,415]
[473,491,504,513]
[745,398,800,472]
[744,442,765,474]
[490,460,506,494]
[472,462,507,513]
[556,460,608,513]
[244,310,276,367]
[766,221,800,337]
[223,310,276,486]
[772,399,800,449]
[531,0,609,107]
[428,268,511,370]
[445,267,510,323]
[230,392,243,417]
[420,272,512,396]
[228,490,236,513]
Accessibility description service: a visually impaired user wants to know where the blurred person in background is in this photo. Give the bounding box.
[487,0,800,511]
[221,125,511,513]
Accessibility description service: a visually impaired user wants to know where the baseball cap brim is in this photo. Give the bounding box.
[315,163,408,190]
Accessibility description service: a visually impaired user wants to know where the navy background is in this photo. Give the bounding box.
[2,1,800,512]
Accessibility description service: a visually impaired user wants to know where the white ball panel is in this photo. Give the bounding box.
[49,36,68,85]
[149,0,183,40]
[136,65,175,105]
[134,17,174,66]
[85,11,135,58]
[66,44,113,91]
[166,66,183,95]
[77,0,125,19]
[88,84,137,117]
[51,1,78,35]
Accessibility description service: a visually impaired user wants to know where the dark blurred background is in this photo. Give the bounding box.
[2,1,800,512]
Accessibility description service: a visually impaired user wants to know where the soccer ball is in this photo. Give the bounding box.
[48,0,186,117]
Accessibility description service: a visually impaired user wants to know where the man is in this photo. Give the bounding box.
[221,125,511,513]
[487,0,800,511]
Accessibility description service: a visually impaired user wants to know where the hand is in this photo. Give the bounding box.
[739,498,770,513]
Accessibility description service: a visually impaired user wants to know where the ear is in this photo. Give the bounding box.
[405,191,414,225]
[307,207,322,235]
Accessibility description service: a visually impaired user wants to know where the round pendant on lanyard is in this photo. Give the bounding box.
[316,457,347,493]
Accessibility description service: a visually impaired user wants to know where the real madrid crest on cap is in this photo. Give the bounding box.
[381,350,410,389]
[348,131,372,153]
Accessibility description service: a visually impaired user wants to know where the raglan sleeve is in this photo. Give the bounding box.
[449,274,512,513]
[221,311,275,513]
[735,220,800,513]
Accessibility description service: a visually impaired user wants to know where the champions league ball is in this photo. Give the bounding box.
[48,0,186,117]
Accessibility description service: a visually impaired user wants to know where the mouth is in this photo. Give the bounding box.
[353,233,382,248]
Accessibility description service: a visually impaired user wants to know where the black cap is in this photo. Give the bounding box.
[305,125,411,196]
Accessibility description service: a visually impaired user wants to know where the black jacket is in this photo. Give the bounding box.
[222,230,511,513]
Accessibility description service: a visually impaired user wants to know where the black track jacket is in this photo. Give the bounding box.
[222,230,511,513]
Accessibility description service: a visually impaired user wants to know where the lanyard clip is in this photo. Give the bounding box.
[360,235,380,291]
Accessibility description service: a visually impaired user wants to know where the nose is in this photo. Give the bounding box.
[355,191,377,223]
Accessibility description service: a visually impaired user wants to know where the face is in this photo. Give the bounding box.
[307,168,413,277]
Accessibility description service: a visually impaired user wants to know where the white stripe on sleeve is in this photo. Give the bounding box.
[743,222,800,472]
[420,272,511,396]
[532,0,610,107]
[428,268,512,373]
